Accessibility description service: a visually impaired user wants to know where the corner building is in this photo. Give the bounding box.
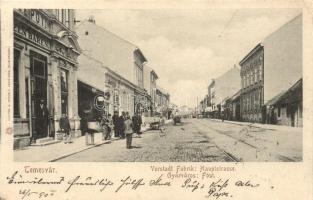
[13,9,81,149]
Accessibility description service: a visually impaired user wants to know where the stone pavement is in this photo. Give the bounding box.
[14,120,172,162]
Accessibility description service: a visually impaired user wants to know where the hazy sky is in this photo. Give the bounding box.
[76,9,301,107]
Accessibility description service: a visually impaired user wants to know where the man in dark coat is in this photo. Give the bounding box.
[132,113,142,137]
[118,111,126,139]
[59,113,72,143]
[112,111,120,138]
[35,99,49,140]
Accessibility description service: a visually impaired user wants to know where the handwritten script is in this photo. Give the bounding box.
[6,171,261,200]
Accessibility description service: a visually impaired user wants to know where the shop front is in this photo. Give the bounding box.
[134,89,150,116]
[13,9,80,149]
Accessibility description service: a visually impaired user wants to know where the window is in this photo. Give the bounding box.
[255,91,258,109]
[252,70,255,83]
[14,49,20,117]
[54,9,60,20]
[259,62,263,80]
[255,68,258,82]
[134,63,143,87]
[60,69,68,115]
[278,106,281,117]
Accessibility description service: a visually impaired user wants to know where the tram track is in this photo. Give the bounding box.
[193,119,296,162]
[190,123,241,162]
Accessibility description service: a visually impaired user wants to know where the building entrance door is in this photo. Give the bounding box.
[30,52,48,140]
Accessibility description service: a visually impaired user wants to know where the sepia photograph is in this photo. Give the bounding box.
[12,8,303,162]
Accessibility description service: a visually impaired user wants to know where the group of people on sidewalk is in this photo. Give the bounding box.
[112,111,143,149]
[78,106,143,149]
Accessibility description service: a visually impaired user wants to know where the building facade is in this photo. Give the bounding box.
[143,64,158,116]
[266,79,302,127]
[239,14,302,124]
[13,9,81,149]
[77,53,137,120]
[155,86,170,118]
[239,44,264,123]
[75,19,149,116]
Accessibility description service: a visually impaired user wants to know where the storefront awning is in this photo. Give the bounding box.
[77,53,107,93]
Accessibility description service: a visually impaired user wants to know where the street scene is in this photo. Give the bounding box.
[13,9,303,162]
[15,118,302,162]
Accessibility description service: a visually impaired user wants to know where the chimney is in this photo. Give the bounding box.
[88,15,96,24]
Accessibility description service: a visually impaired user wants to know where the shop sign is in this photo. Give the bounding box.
[14,23,50,49]
[30,10,49,30]
[17,9,50,31]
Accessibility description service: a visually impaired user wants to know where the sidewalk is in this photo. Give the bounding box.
[14,121,165,162]
[208,118,302,133]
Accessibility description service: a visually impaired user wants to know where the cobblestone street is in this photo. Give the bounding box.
[58,118,302,162]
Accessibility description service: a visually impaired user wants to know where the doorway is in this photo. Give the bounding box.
[30,51,48,139]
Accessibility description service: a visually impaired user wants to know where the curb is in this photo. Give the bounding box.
[208,118,277,130]
[206,118,302,132]
[49,126,155,162]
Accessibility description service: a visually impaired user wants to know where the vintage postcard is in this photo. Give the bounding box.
[0,0,312,199]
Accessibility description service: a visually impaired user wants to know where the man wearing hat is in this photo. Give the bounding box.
[35,99,50,141]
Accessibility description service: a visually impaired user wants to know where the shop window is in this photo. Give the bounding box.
[14,49,20,118]
[60,69,68,115]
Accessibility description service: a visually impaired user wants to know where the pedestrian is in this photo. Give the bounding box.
[81,104,96,145]
[59,113,72,144]
[100,113,109,141]
[35,99,49,142]
[118,111,126,139]
[107,113,113,140]
[159,115,166,135]
[132,113,142,138]
[112,111,120,138]
[125,113,133,149]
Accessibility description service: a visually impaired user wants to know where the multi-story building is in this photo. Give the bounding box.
[143,64,158,116]
[240,14,302,124]
[75,18,149,116]
[13,9,81,148]
[239,44,264,122]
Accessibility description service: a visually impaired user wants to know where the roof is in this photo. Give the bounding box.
[75,20,147,84]
[76,20,139,49]
[266,78,302,106]
[230,89,241,101]
[265,90,286,106]
[277,78,302,104]
[239,43,263,66]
